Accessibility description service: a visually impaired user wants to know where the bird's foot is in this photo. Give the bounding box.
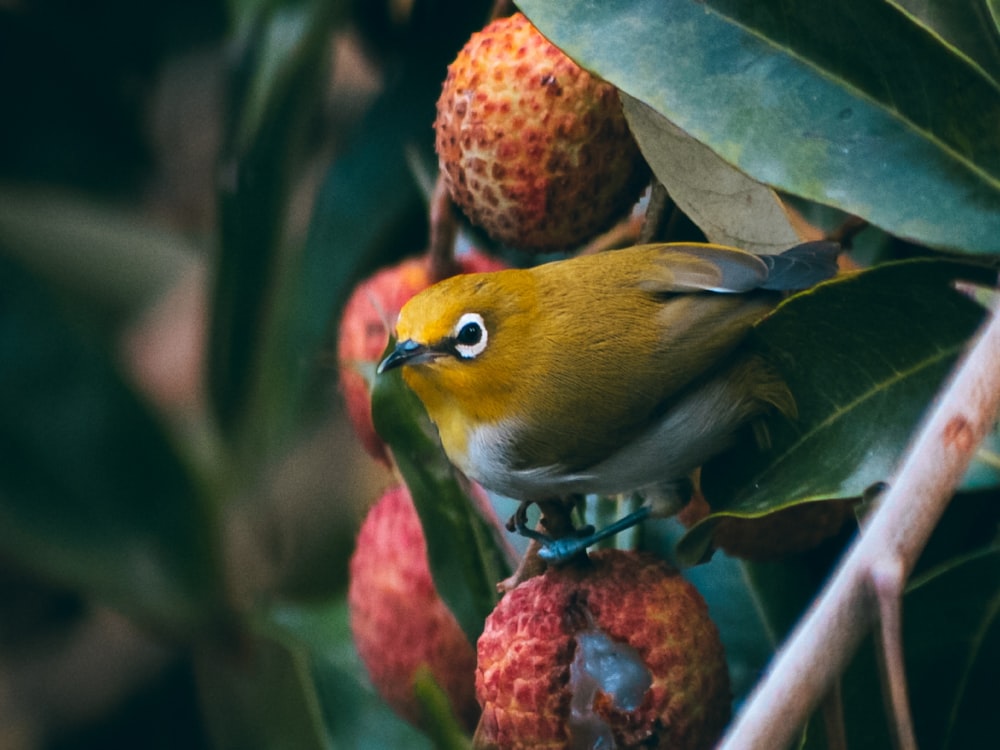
[505,499,653,566]
[507,499,594,543]
[537,505,652,564]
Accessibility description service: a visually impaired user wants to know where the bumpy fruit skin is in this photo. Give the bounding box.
[476,550,730,749]
[678,492,856,562]
[435,12,648,252]
[337,250,507,464]
[348,485,480,731]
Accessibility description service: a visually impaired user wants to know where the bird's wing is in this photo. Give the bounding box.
[758,240,840,290]
[638,241,839,295]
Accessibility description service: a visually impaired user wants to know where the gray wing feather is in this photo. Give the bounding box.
[759,241,840,290]
[641,241,839,295]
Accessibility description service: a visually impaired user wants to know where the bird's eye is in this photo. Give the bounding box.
[453,312,488,359]
[456,320,482,345]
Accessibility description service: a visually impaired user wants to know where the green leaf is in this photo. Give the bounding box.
[518,0,1000,253]
[194,632,330,750]
[208,0,339,441]
[904,545,999,749]
[0,257,224,633]
[0,187,196,323]
[887,0,1000,87]
[412,667,474,750]
[964,426,1000,490]
[678,259,993,564]
[267,598,433,749]
[239,78,428,460]
[371,359,514,644]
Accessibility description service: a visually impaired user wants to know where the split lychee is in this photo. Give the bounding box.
[475,549,730,749]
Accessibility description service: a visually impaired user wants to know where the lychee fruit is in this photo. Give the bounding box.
[337,250,507,464]
[475,549,730,749]
[348,484,480,731]
[434,12,648,252]
[678,492,856,562]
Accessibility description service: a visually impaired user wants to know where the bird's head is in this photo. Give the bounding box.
[377,269,532,427]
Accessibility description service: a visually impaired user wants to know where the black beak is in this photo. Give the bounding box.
[377,339,435,374]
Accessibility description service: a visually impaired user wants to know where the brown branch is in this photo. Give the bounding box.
[427,174,460,282]
[871,557,918,750]
[718,304,1000,749]
[820,682,847,750]
[826,215,869,249]
[638,180,672,244]
[489,0,516,21]
[574,212,645,256]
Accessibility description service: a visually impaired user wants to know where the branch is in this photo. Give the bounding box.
[427,175,460,282]
[718,303,1000,750]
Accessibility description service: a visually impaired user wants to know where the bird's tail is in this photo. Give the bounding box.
[760,241,840,291]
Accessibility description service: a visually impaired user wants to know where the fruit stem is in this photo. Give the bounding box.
[638,179,673,244]
[575,211,645,256]
[427,175,460,282]
[489,0,516,21]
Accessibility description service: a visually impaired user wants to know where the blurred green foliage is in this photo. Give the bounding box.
[0,1,997,748]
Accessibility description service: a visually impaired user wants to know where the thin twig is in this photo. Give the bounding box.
[638,180,672,244]
[871,557,918,750]
[427,175,460,282]
[574,212,644,256]
[489,0,516,21]
[820,681,847,750]
[718,304,1000,750]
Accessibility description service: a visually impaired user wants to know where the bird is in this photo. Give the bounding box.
[378,241,839,561]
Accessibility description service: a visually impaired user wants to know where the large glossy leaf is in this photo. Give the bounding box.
[888,0,1000,87]
[518,0,1000,253]
[208,0,339,441]
[0,257,224,633]
[371,361,513,644]
[679,259,994,563]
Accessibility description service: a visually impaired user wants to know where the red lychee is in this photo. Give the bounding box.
[337,250,507,464]
[475,549,730,749]
[348,484,480,731]
[434,12,648,252]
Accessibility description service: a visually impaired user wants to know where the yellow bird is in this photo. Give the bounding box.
[378,241,838,558]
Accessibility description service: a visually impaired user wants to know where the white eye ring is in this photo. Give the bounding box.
[453,312,488,359]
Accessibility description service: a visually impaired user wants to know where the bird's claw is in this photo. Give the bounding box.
[508,501,654,565]
[508,501,594,545]
[537,505,652,563]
